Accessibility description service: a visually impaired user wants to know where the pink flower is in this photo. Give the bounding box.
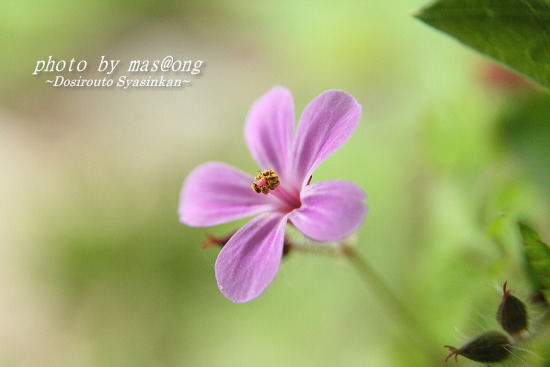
[179,86,367,303]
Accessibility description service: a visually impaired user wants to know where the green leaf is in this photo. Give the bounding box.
[414,0,550,88]
[518,222,550,300]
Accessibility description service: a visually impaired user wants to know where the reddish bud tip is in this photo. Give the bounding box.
[502,281,509,299]
[443,345,459,363]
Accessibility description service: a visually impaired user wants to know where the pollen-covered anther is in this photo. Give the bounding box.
[251,169,280,195]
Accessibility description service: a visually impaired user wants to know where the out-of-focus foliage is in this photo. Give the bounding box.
[518,222,550,300]
[499,93,550,196]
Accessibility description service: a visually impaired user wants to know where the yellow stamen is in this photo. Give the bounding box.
[251,169,280,195]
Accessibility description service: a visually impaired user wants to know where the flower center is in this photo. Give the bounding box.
[251,169,280,195]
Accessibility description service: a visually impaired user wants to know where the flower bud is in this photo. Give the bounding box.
[497,281,528,336]
[444,331,511,363]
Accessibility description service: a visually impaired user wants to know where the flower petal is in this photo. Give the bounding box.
[292,90,362,186]
[215,213,288,303]
[245,86,294,177]
[178,161,273,226]
[289,180,367,242]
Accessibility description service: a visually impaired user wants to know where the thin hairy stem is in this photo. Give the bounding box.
[344,246,439,360]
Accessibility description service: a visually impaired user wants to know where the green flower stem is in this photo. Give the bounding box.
[288,236,439,359]
[344,246,439,359]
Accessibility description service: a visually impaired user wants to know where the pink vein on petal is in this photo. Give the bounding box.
[215,213,288,303]
[178,161,273,227]
[245,86,294,178]
[292,90,362,187]
[289,180,367,242]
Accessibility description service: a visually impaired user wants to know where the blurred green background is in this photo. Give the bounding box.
[1,1,549,366]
